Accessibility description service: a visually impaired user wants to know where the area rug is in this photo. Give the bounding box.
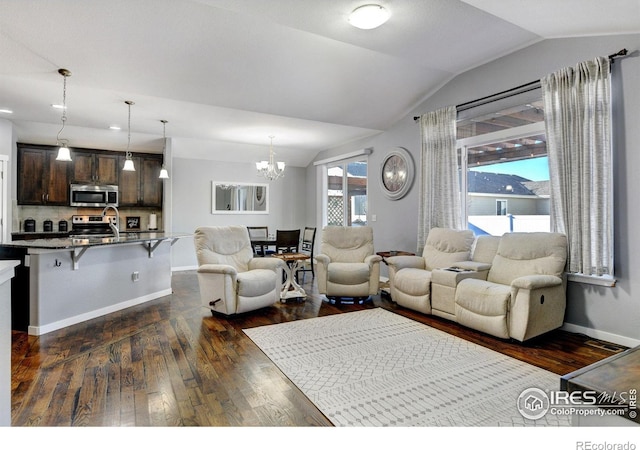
[243,308,570,427]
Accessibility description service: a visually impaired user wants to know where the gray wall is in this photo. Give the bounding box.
[309,34,640,346]
[0,120,15,244]
[170,155,307,269]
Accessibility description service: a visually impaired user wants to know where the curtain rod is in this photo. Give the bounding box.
[413,48,629,122]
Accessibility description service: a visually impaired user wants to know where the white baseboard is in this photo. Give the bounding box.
[172,265,197,272]
[28,288,173,336]
[561,322,640,349]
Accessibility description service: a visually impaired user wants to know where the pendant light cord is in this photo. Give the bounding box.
[126,101,132,158]
[162,120,167,151]
[56,72,68,145]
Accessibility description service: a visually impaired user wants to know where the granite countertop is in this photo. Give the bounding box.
[11,230,163,236]
[11,231,70,237]
[0,260,21,285]
[2,232,192,250]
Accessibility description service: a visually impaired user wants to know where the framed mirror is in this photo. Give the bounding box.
[211,181,269,214]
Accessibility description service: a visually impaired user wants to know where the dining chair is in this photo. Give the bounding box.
[247,226,269,256]
[271,229,301,282]
[296,226,316,282]
[274,229,301,254]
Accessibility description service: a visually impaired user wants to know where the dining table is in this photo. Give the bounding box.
[250,237,276,256]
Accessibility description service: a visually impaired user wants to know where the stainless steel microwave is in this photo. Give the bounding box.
[70,184,119,207]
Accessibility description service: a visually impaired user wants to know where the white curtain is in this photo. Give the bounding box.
[541,56,613,276]
[417,105,461,250]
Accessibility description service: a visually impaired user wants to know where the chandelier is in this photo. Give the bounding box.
[55,68,72,161]
[256,135,285,181]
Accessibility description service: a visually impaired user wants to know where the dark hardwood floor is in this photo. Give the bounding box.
[10,270,626,426]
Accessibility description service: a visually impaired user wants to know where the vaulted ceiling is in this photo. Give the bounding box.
[1,0,637,166]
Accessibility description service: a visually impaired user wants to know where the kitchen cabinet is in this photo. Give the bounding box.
[118,156,141,206]
[17,143,163,208]
[17,144,71,205]
[71,150,119,185]
[141,156,163,206]
[118,154,163,207]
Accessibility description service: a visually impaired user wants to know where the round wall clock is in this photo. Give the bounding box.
[380,146,414,200]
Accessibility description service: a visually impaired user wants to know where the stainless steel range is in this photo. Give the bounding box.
[69,215,117,237]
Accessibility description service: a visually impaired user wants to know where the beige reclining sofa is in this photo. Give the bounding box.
[387,229,568,342]
[386,228,475,314]
[455,232,568,342]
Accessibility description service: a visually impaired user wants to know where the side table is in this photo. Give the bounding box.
[271,252,311,301]
[561,345,639,426]
[376,250,415,264]
[376,251,416,299]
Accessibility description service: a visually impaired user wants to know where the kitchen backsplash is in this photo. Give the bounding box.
[14,202,163,233]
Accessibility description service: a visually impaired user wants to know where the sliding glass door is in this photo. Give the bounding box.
[325,159,368,226]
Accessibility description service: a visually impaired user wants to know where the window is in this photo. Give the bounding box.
[457,101,549,236]
[326,159,368,226]
[496,200,507,216]
[454,70,614,284]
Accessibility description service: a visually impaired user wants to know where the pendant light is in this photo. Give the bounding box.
[122,100,135,171]
[256,135,285,181]
[55,68,72,161]
[158,119,169,179]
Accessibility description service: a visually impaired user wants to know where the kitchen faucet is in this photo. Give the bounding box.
[102,205,120,239]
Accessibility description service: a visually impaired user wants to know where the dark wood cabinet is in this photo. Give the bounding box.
[18,144,163,207]
[71,150,119,185]
[118,154,164,207]
[71,152,93,183]
[97,153,120,185]
[118,156,141,206]
[17,144,70,205]
[141,156,163,207]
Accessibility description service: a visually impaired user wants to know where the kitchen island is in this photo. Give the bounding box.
[0,232,191,335]
[0,260,19,426]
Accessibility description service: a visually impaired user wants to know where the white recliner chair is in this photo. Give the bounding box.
[315,226,382,303]
[194,226,284,315]
[455,232,568,342]
[386,228,475,315]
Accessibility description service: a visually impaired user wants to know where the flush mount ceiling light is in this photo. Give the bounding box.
[256,135,285,181]
[122,100,136,171]
[55,68,72,161]
[158,119,169,179]
[348,4,390,29]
